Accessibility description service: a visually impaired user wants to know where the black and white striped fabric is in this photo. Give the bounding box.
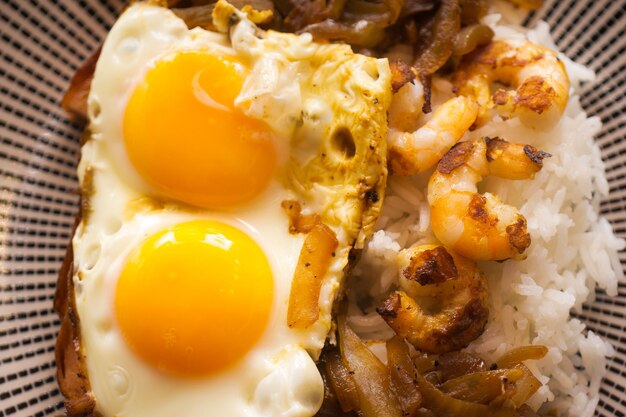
[0,1,624,416]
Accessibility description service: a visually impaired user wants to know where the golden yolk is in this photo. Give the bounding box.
[124,51,277,209]
[114,220,273,377]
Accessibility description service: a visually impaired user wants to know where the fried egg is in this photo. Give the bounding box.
[72,2,391,416]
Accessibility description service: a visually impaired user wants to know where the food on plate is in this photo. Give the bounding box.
[453,39,570,129]
[428,136,549,261]
[321,323,548,416]
[60,0,498,122]
[378,245,489,353]
[335,313,405,417]
[340,12,622,417]
[56,0,624,416]
[288,222,339,328]
[387,95,479,175]
[55,1,390,415]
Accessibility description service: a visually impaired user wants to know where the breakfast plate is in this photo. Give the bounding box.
[0,0,625,416]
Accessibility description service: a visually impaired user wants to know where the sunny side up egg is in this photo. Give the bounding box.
[71,1,391,416]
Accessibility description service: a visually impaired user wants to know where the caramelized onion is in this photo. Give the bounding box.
[495,345,548,369]
[342,0,404,25]
[390,60,417,93]
[299,19,386,48]
[287,223,338,328]
[315,396,356,417]
[412,351,439,374]
[410,0,460,112]
[281,200,321,234]
[173,0,274,29]
[459,0,487,24]
[171,4,217,29]
[437,351,486,381]
[400,0,436,19]
[324,349,359,412]
[413,0,461,76]
[453,24,494,56]
[324,0,350,20]
[491,364,542,408]
[414,368,518,417]
[271,0,295,17]
[284,0,327,30]
[297,0,411,46]
[517,404,541,417]
[386,336,423,415]
[338,314,404,417]
[283,0,351,30]
[343,0,388,17]
[439,368,525,403]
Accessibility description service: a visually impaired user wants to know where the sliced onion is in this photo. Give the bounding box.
[338,314,404,417]
[438,351,486,381]
[383,0,404,25]
[173,0,274,29]
[414,368,518,417]
[324,0,350,20]
[439,368,524,403]
[342,0,404,25]
[495,345,548,369]
[390,60,417,93]
[412,351,440,374]
[386,336,423,415]
[411,0,460,112]
[453,24,494,56]
[517,404,541,417]
[299,19,386,48]
[284,0,325,30]
[459,0,487,24]
[400,0,436,19]
[171,4,217,29]
[281,200,321,233]
[414,0,461,76]
[490,364,542,408]
[287,223,338,328]
[324,349,359,412]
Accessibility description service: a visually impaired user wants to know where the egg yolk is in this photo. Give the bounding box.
[124,51,277,208]
[114,220,273,377]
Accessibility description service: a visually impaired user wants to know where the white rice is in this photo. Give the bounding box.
[347,12,625,417]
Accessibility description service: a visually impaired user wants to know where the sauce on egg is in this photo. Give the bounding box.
[124,51,277,209]
[114,220,273,377]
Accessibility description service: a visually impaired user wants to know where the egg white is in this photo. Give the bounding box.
[74,178,325,417]
[76,4,330,417]
[75,3,391,416]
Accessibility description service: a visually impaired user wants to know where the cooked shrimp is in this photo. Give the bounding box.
[388,80,425,133]
[377,245,489,353]
[454,39,570,130]
[388,96,479,176]
[428,137,550,261]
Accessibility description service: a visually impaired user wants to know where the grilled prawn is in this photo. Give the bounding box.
[388,96,479,176]
[378,245,489,353]
[428,137,550,261]
[454,39,570,130]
